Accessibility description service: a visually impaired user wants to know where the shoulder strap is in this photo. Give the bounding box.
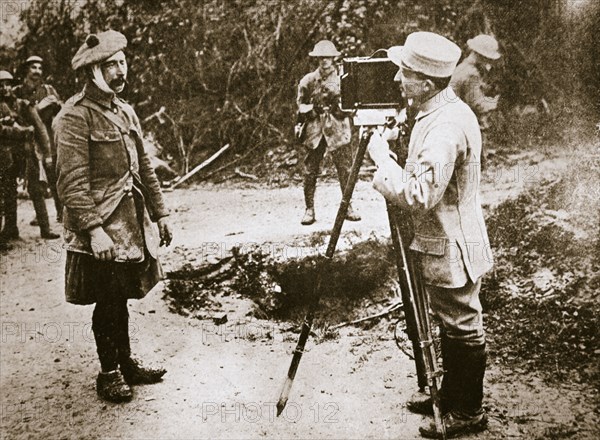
[78,98,130,133]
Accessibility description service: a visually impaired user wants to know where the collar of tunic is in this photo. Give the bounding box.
[83,81,119,109]
[415,87,459,120]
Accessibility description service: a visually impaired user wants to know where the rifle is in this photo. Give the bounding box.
[276,108,446,439]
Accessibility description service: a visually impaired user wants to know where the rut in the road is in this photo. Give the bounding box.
[163,237,400,327]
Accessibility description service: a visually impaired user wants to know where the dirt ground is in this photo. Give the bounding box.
[1,147,598,439]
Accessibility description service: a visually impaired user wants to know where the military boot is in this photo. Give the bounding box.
[0,239,13,252]
[345,203,361,221]
[301,208,316,225]
[419,341,488,438]
[30,190,59,239]
[96,370,133,403]
[120,358,167,385]
[420,411,488,439]
[0,226,19,241]
[407,390,451,417]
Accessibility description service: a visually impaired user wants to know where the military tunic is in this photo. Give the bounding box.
[0,98,52,234]
[372,87,492,344]
[297,67,351,151]
[450,54,498,118]
[54,83,168,304]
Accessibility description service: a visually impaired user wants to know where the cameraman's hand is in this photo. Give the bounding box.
[368,132,394,166]
[157,216,173,247]
[382,126,400,142]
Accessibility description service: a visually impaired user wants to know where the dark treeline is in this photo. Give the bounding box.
[1,0,598,173]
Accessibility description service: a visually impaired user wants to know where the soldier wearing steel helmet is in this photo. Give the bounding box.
[53,30,173,403]
[451,34,502,168]
[450,34,502,118]
[296,40,361,225]
[1,70,35,250]
[14,55,63,223]
[0,69,59,243]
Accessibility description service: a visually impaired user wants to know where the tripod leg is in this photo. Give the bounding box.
[277,130,372,415]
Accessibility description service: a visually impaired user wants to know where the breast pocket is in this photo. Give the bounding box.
[89,129,125,177]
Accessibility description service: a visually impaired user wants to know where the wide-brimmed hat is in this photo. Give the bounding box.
[71,30,127,70]
[309,40,341,57]
[467,34,501,60]
[393,31,461,78]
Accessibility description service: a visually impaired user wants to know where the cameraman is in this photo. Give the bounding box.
[368,32,493,438]
[296,40,360,225]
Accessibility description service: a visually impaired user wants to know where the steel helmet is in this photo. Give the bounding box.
[25,55,43,64]
[467,35,501,61]
[0,70,14,81]
[309,40,341,57]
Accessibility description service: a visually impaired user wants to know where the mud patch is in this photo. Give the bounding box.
[163,237,399,329]
[162,257,232,319]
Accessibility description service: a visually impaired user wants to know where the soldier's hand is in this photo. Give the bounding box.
[17,125,35,140]
[43,156,53,166]
[157,216,172,247]
[89,227,116,261]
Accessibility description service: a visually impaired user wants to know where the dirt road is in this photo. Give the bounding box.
[1,152,597,439]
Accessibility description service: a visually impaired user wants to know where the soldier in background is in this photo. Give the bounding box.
[296,40,361,225]
[1,71,33,250]
[0,70,59,242]
[14,55,63,222]
[450,35,501,168]
[451,35,501,118]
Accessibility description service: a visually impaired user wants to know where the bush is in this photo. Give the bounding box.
[8,0,598,177]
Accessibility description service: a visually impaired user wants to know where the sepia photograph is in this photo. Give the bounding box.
[1,0,598,439]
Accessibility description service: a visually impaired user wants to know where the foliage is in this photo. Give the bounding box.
[7,0,598,177]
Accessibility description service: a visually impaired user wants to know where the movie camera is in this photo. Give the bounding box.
[340,50,406,127]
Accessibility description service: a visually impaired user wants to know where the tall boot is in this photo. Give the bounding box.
[31,190,59,239]
[420,340,488,438]
[453,342,486,415]
[301,173,317,225]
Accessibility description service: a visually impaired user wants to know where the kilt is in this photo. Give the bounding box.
[64,250,163,305]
